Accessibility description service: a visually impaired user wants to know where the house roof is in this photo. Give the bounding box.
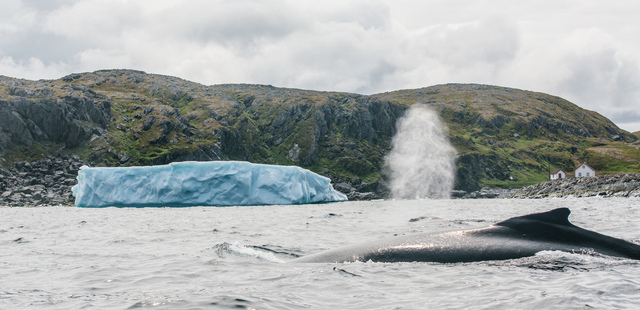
[550,169,565,174]
[576,163,595,171]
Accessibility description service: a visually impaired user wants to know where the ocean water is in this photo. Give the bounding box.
[2,198,640,309]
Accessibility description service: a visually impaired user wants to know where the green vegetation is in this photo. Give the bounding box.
[583,143,640,174]
[2,143,65,166]
[374,84,639,189]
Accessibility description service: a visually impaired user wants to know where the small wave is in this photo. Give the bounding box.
[207,295,259,309]
[127,299,187,309]
[210,242,296,263]
[482,250,637,271]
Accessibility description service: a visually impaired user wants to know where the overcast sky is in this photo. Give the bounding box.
[2,0,640,132]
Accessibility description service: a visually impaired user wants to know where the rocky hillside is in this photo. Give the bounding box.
[374,85,639,190]
[0,70,638,201]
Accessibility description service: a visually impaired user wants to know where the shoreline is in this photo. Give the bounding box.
[505,173,640,199]
[2,156,640,206]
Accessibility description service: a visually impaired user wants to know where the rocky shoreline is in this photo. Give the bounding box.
[0,154,86,206]
[2,156,640,206]
[505,173,640,198]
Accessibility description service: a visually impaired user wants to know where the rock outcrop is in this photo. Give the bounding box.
[0,93,111,153]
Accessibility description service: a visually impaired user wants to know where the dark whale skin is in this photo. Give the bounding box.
[290,208,640,263]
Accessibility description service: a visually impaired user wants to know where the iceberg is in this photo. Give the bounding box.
[72,161,347,207]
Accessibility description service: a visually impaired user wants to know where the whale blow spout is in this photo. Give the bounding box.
[385,104,456,199]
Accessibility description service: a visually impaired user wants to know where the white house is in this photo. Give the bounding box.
[550,169,566,180]
[575,163,596,178]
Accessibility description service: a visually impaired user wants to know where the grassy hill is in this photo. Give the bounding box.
[374,84,639,189]
[0,70,637,195]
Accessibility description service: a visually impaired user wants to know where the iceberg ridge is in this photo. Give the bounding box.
[72,161,347,207]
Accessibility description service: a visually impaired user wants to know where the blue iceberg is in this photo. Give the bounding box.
[72,161,347,207]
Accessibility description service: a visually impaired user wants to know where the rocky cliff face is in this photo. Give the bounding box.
[215,95,405,166]
[207,92,406,199]
[0,79,112,153]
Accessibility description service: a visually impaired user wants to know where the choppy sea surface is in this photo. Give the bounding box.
[2,198,640,309]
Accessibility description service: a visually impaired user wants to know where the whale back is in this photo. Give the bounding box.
[290,208,640,263]
[494,207,577,242]
[497,207,572,227]
[495,208,640,259]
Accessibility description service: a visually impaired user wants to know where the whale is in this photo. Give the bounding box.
[290,208,640,263]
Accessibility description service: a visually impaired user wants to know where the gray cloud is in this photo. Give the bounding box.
[1,31,79,63]
[611,110,640,134]
[316,0,392,30]
[20,0,80,11]
[157,0,308,51]
[558,42,640,109]
[420,17,520,67]
[612,110,640,124]
[517,28,640,132]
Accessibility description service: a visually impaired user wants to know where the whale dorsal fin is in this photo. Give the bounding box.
[497,208,572,227]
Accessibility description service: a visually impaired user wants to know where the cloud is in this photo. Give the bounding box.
[42,0,143,44]
[503,27,640,131]
[384,16,522,90]
[245,21,402,93]
[0,2,33,33]
[152,0,308,53]
[313,0,392,30]
[0,56,68,80]
[20,0,80,11]
[611,109,640,124]
[418,17,520,67]
[611,109,640,134]
[15,0,401,93]
[557,29,640,108]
